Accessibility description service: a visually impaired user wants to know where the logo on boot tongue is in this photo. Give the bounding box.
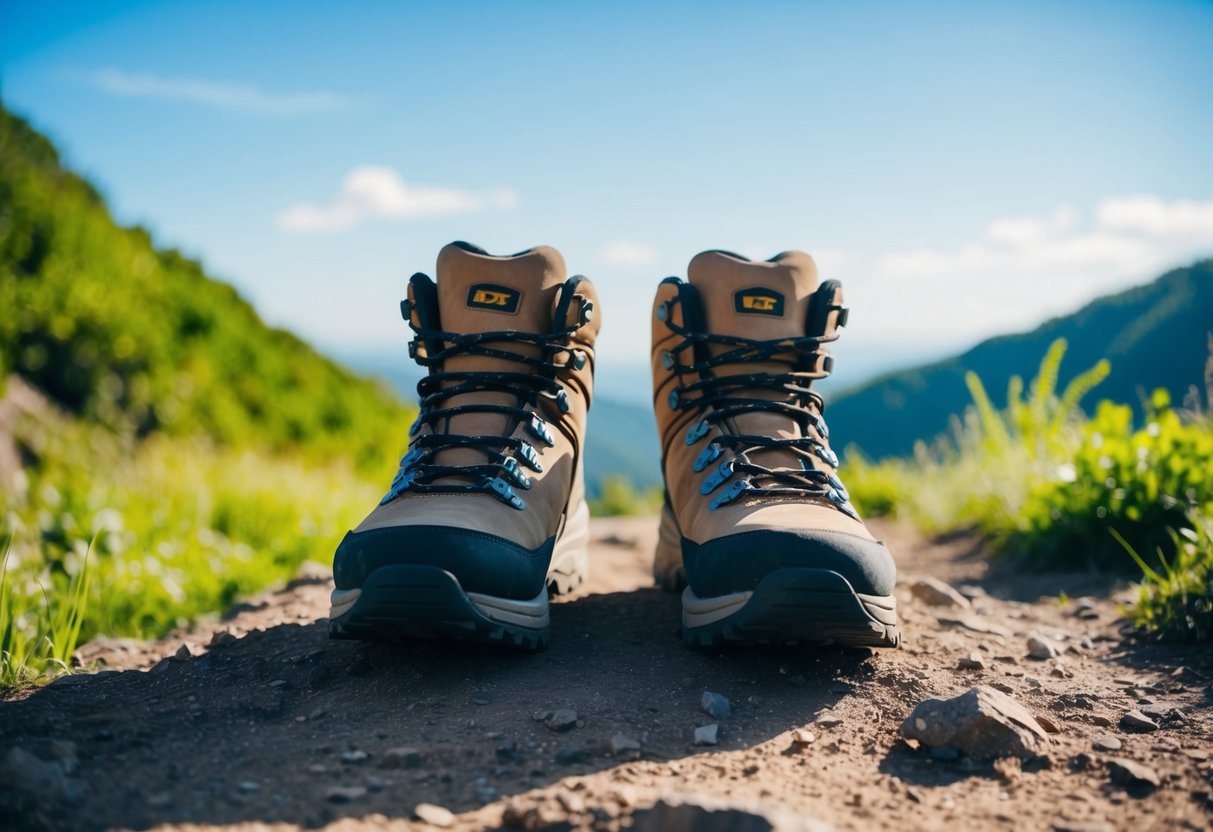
[466,284,521,314]
[734,288,785,316]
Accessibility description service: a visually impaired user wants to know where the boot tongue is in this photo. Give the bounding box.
[686,249,826,472]
[430,242,567,475]
[686,249,818,340]
[436,242,567,337]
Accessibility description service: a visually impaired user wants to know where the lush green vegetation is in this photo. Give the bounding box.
[829,260,1213,459]
[1,103,411,687]
[1,401,382,687]
[589,475,663,517]
[843,338,1213,642]
[0,105,410,472]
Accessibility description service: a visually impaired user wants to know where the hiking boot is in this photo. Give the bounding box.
[329,242,600,650]
[650,250,899,648]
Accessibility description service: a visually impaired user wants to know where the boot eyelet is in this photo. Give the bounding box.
[484,476,527,510]
[579,299,595,324]
[709,478,750,510]
[692,442,722,472]
[685,420,709,445]
[661,351,675,371]
[527,415,556,447]
[399,299,413,321]
[518,442,544,472]
[569,350,588,370]
[656,302,669,322]
[380,469,416,505]
[700,458,735,495]
[553,389,571,413]
[816,445,839,467]
[668,390,681,410]
[501,457,533,490]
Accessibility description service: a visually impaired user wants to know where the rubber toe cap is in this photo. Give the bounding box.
[682,528,896,598]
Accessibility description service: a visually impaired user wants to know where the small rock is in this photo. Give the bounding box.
[340,750,370,763]
[693,724,719,746]
[171,644,192,662]
[0,747,83,805]
[1107,757,1160,795]
[792,728,816,746]
[900,685,1050,760]
[959,651,987,670]
[610,734,641,756]
[414,803,455,827]
[910,577,971,608]
[1119,710,1158,734]
[1027,634,1060,660]
[1071,598,1100,620]
[546,709,579,733]
[938,615,1012,638]
[701,691,732,720]
[379,747,422,769]
[1035,714,1061,734]
[1093,736,1122,752]
[325,786,367,803]
[555,746,592,764]
[814,710,844,728]
[208,630,238,648]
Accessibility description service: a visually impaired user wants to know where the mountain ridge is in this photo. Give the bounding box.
[826,260,1213,459]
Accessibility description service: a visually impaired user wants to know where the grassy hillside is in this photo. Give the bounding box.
[829,262,1213,459]
[0,104,410,472]
[0,104,412,686]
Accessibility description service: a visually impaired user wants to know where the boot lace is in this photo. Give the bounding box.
[380,315,586,511]
[658,300,857,518]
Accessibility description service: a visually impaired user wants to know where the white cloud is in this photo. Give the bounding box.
[82,68,357,115]
[276,166,519,233]
[1095,194,1213,237]
[864,195,1213,343]
[599,239,660,267]
[879,195,1213,282]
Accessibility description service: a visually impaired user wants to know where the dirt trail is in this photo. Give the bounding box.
[1,518,1210,831]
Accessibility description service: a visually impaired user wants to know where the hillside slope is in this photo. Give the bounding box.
[0,104,409,472]
[827,261,1213,459]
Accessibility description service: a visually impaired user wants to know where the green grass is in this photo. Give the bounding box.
[842,337,1213,642]
[0,406,395,688]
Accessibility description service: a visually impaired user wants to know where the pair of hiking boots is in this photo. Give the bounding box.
[329,242,899,651]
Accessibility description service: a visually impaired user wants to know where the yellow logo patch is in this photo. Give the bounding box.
[734,288,785,316]
[466,284,521,313]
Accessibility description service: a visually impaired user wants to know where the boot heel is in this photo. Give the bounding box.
[653,502,686,592]
[547,500,590,594]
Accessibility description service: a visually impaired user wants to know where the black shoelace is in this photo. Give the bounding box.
[380,321,584,511]
[659,303,857,518]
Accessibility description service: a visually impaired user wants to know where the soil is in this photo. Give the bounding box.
[1,517,1211,831]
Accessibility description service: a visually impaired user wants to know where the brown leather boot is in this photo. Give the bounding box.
[650,250,899,648]
[330,242,600,650]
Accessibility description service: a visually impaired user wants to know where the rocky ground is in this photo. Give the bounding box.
[1,517,1211,831]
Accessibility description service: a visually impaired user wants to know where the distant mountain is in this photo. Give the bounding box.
[826,261,1213,459]
[0,103,409,472]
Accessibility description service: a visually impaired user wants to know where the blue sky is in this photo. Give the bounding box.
[3,0,1213,399]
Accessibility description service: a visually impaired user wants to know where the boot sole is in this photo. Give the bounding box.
[682,567,900,649]
[327,501,590,651]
